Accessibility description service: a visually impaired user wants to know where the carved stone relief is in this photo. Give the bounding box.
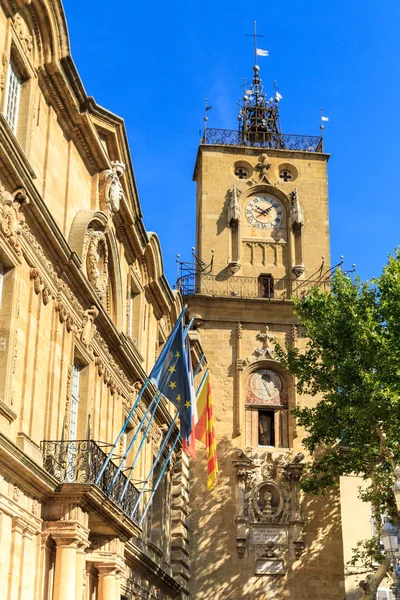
[256,153,271,183]
[233,449,305,572]
[0,185,29,256]
[102,161,126,213]
[13,13,33,55]
[228,184,241,226]
[290,188,304,230]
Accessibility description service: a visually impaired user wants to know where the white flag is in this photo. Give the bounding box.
[321,116,329,122]
[276,92,283,101]
[245,89,253,95]
[256,48,269,57]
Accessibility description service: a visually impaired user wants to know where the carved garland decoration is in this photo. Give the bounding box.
[84,229,109,303]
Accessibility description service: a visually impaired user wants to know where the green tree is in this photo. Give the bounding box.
[275,251,400,599]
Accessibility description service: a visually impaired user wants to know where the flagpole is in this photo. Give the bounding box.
[194,353,205,377]
[95,378,151,484]
[138,432,180,526]
[95,305,187,485]
[196,368,209,396]
[253,21,257,66]
[107,312,195,497]
[320,107,325,150]
[106,390,161,496]
[119,336,189,501]
[130,411,179,518]
[119,392,163,500]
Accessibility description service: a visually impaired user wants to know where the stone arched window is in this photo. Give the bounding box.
[245,367,289,449]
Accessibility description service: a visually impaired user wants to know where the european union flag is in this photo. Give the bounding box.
[149,316,192,439]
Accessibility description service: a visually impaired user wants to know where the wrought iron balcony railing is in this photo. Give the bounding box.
[41,439,140,522]
[203,128,323,153]
[177,273,331,300]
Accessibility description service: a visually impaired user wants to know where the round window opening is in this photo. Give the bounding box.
[279,169,293,182]
[235,166,249,179]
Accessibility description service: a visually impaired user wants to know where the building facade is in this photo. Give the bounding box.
[183,66,347,599]
[0,1,198,599]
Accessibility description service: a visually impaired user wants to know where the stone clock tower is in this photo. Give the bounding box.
[182,64,346,599]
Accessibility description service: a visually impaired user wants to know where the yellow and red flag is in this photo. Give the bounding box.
[195,372,218,489]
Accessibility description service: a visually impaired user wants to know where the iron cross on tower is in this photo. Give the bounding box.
[246,21,264,66]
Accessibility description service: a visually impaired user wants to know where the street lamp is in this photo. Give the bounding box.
[381,519,400,599]
[382,519,399,554]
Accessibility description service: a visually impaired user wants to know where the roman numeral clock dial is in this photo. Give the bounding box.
[245,195,283,233]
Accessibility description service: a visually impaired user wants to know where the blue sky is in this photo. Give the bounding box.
[63,0,400,286]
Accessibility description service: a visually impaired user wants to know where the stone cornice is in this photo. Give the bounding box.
[48,484,142,543]
[0,432,58,499]
[0,398,17,423]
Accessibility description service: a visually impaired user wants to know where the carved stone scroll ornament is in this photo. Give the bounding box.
[228,184,241,226]
[83,229,109,303]
[103,161,126,213]
[0,185,29,256]
[233,450,305,567]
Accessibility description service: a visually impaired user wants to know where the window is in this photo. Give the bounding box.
[70,361,81,440]
[377,589,395,600]
[258,410,275,446]
[128,277,142,345]
[279,169,293,182]
[258,274,274,298]
[4,62,21,134]
[234,167,248,179]
[0,264,4,308]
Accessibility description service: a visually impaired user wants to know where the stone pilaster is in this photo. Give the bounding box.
[170,451,190,599]
[89,535,125,600]
[45,520,89,600]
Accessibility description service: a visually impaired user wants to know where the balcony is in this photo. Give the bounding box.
[177,273,331,300]
[203,128,323,153]
[41,439,141,522]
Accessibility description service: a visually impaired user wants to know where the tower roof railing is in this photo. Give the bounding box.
[177,272,331,300]
[202,128,323,153]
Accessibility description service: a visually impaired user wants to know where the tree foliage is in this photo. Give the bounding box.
[275,250,400,597]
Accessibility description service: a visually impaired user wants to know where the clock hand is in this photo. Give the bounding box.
[255,206,274,216]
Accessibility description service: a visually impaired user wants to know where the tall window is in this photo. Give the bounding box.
[70,361,81,440]
[258,410,275,446]
[4,62,21,134]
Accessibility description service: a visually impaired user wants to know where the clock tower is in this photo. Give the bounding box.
[182,63,345,599]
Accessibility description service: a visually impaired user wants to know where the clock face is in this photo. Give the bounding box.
[249,370,282,403]
[245,195,283,231]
